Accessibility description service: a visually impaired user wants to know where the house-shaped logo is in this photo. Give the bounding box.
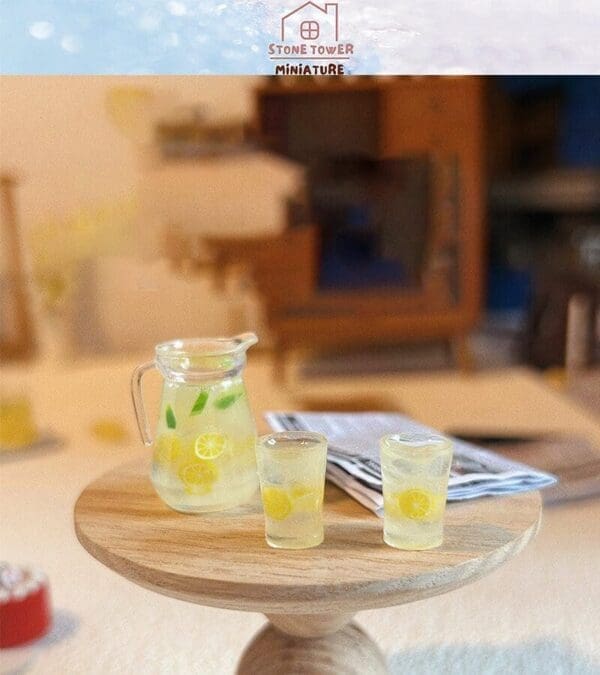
[281,2,339,42]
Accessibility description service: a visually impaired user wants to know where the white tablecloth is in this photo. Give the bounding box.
[1,357,599,674]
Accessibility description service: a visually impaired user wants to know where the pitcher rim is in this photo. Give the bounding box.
[155,333,258,359]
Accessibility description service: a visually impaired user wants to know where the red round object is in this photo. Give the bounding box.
[0,566,52,648]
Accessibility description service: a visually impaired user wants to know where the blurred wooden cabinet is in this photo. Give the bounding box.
[0,175,36,361]
[211,77,486,368]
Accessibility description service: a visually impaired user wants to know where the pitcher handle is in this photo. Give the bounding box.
[131,361,156,447]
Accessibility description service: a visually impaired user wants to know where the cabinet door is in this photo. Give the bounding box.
[380,78,485,324]
[0,175,36,360]
[381,78,483,156]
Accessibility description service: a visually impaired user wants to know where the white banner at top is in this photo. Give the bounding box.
[1,0,598,74]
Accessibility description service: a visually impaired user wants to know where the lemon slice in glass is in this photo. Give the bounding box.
[261,486,292,520]
[194,432,228,460]
[290,484,322,513]
[396,488,440,520]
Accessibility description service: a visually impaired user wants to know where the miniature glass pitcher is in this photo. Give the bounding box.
[131,334,259,513]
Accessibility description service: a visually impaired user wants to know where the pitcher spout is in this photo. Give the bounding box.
[233,332,259,352]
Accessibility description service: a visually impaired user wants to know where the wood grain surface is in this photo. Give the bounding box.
[74,457,541,615]
[237,622,388,675]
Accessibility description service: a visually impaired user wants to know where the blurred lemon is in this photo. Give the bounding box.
[91,419,129,444]
[0,397,38,449]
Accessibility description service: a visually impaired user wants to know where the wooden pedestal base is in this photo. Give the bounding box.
[74,460,541,675]
[238,615,388,675]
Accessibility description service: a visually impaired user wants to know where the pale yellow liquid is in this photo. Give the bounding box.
[257,444,326,549]
[261,483,324,549]
[382,477,447,550]
[151,375,258,513]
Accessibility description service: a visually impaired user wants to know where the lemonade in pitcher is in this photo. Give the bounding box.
[132,334,259,513]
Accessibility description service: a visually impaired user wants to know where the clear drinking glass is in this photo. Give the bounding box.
[131,333,259,514]
[380,433,453,550]
[256,432,327,549]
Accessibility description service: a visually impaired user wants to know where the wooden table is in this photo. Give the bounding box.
[75,457,541,674]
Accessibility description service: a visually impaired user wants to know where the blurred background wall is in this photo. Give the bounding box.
[0,76,304,352]
[0,76,259,225]
[1,76,598,371]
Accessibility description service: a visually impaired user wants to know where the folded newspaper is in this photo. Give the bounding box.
[265,411,557,516]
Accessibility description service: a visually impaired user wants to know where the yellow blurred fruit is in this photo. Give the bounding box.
[91,419,128,444]
[0,397,38,449]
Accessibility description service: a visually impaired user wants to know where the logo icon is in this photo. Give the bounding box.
[281,2,339,42]
[268,1,352,75]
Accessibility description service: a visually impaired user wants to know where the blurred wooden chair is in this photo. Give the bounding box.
[205,224,318,304]
[162,225,214,274]
[0,174,36,361]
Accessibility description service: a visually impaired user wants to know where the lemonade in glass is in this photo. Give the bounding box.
[256,432,327,549]
[380,433,453,550]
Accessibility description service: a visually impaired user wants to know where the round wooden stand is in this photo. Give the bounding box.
[74,459,541,674]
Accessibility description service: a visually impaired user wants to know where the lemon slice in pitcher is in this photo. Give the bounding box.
[154,433,183,468]
[194,432,228,460]
[179,460,218,494]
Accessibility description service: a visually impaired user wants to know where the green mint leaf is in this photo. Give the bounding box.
[166,405,176,429]
[190,390,209,416]
[214,392,243,410]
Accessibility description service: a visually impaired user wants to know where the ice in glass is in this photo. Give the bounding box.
[380,433,453,550]
[256,432,327,549]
